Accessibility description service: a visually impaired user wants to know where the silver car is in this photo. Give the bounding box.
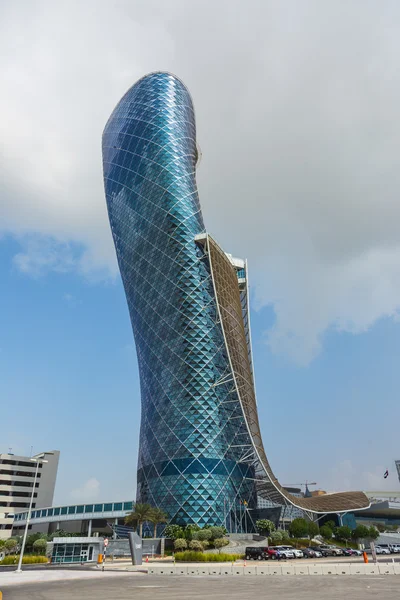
[272,546,295,559]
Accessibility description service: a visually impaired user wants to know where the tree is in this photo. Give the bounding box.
[194,529,212,542]
[174,538,187,551]
[183,524,201,541]
[5,538,18,554]
[47,529,75,541]
[351,525,369,542]
[164,524,184,540]
[324,520,336,531]
[307,521,319,540]
[367,526,379,541]
[33,538,47,554]
[320,525,333,540]
[125,503,153,538]
[288,518,309,539]
[214,538,229,553]
[335,526,352,545]
[256,519,276,536]
[208,526,226,540]
[148,507,167,538]
[189,540,203,551]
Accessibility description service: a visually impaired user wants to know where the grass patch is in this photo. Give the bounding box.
[174,551,242,562]
[0,555,48,565]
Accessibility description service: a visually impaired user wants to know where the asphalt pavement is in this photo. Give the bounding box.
[1,574,399,599]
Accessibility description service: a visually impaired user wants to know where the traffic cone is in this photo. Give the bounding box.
[145,555,149,563]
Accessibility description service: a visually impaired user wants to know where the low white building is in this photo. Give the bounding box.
[0,450,59,539]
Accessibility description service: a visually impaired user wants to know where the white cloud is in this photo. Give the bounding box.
[70,478,100,502]
[1,1,400,362]
[328,460,396,493]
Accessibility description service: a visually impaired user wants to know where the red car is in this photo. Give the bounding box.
[245,546,281,560]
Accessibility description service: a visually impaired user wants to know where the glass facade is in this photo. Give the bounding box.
[102,72,257,529]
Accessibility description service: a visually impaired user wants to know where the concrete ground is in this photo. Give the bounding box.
[1,573,399,599]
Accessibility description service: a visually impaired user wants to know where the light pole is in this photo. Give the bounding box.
[15,454,48,573]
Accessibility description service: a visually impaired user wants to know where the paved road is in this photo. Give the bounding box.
[1,574,399,599]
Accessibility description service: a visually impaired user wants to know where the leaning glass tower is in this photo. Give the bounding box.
[103,72,370,529]
[102,72,256,528]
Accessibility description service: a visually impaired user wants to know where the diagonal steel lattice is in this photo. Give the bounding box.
[102,72,370,529]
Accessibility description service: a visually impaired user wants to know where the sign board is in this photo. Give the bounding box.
[128,531,143,565]
[104,538,109,547]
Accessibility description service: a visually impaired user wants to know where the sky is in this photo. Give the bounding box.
[1,0,400,505]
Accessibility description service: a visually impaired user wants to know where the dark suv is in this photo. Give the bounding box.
[245,547,279,561]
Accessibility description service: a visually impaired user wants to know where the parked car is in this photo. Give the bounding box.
[276,545,304,558]
[245,547,280,561]
[375,545,390,555]
[342,548,354,556]
[302,547,322,558]
[270,546,295,559]
[350,549,363,556]
[318,545,343,556]
[390,544,400,554]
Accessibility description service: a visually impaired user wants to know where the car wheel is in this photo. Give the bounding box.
[246,555,251,561]
[271,555,276,560]
[257,555,262,561]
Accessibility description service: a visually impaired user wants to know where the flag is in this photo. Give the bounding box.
[384,470,389,479]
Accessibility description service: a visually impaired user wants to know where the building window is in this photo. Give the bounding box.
[123,502,133,511]
[103,503,112,512]
[54,507,60,516]
[113,503,122,511]
[76,505,84,514]
[94,504,103,513]
[48,508,54,516]
[61,507,68,515]
[68,506,76,515]
[84,505,93,513]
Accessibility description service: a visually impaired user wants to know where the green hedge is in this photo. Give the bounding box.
[0,555,48,565]
[174,551,241,562]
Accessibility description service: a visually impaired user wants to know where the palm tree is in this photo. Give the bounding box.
[125,503,153,538]
[148,507,168,538]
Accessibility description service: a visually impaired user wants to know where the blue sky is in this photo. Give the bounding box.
[1,235,399,504]
[1,0,400,504]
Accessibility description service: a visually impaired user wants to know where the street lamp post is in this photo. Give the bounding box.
[15,454,48,573]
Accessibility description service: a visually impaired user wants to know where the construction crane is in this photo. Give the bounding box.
[283,482,317,492]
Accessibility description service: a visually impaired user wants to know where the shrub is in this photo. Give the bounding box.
[174,551,241,562]
[194,529,212,542]
[0,555,48,565]
[174,538,187,551]
[4,538,18,553]
[189,540,203,551]
[256,519,275,536]
[269,531,283,543]
[214,538,229,552]
[33,538,47,554]
[208,526,226,540]
[164,525,184,540]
